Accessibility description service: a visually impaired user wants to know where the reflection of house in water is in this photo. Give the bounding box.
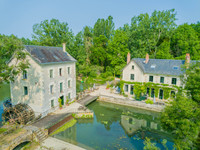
[120,115,160,136]
[120,114,173,142]
[53,123,77,144]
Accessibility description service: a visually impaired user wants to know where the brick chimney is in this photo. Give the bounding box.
[127,52,131,64]
[62,43,66,52]
[185,53,190,64]
[145,53,149,64]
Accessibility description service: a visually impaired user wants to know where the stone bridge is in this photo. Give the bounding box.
[0,126,48,150]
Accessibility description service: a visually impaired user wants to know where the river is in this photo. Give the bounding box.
[0,84,10,125]
[53,101,174,150]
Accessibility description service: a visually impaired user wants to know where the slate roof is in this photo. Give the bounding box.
[132,58,196,76]
[25,45,76,64]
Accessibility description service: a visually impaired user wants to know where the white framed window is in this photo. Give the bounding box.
[59,68,62,76]
[23,70,27,79]
[51,99,54,108]
[50,69,53,78]
[24,86,28,95]
[50,85,54,94]
[67,67,70,75]
[68,80,71,88]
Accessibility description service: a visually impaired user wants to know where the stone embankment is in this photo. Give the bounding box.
[98,95,164,112]
[90,85,165,112]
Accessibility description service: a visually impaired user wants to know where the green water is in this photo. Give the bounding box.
[53,101,174,150]
[0,84,10,125]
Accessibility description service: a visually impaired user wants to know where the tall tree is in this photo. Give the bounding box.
[171,24,200,60]
[0,34,29,83]
[93,16,114,39]
[191,21,200,40]
[128,9,176,58]
[32,19,74,50]
[83,26,93,65]
[107,30,129,76]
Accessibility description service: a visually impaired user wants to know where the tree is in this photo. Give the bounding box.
[161,62,200,149]
[156,40,173,59]
[90,35,109,71]
[128,9,176,58]
[0,34,29,83]
[171,24,200,60]
[107,30,129,76]
[181,62,200,103]
[32,19,74,50]
[191,21,200,40]
[93,16,114,39]
[83,26,93,65]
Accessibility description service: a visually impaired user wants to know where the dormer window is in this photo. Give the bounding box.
[150,65,156,69]
[173,66,179,70]
[132,65,134,69]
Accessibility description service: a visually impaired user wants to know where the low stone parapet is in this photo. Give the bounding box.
[98,95,164,112]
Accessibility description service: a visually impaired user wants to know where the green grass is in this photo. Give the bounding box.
[50,119,77,136]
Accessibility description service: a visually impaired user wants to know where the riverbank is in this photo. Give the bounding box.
[90,85,165,112]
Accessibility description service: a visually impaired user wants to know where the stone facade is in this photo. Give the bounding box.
[122,54,185,100]
[9,46,76,117]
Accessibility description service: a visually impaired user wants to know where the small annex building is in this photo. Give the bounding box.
[122,53,194,101]
[9,44,76,117]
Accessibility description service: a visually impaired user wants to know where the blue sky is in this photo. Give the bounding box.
[0,0,199,39]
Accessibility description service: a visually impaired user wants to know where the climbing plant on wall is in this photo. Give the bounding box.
[120,80,178,100]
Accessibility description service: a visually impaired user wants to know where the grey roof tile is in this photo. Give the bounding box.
[133,58,196,76]
[25,45,76,64]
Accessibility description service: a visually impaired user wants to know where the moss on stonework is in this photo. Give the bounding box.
[50,119,77,136]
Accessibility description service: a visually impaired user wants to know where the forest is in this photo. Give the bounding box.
[1,9,200,83]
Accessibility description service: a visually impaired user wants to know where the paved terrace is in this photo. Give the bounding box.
[90,85,165,112]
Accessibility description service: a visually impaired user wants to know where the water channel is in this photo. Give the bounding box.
[0,84,10,126]
[53,101,174,150]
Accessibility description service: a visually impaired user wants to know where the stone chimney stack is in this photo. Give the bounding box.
[185,53,190,64]
[145,53,149,64]
[62,43,66,52]
[127,52,131,64]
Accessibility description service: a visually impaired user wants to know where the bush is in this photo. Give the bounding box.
[145,99,154,104]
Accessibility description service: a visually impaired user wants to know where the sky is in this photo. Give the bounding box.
[0,0,199,39]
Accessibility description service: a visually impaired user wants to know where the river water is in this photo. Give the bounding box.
[53,101,174,150]
[0,84,10,125]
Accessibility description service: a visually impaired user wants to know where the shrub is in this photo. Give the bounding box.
[145,99,154,104]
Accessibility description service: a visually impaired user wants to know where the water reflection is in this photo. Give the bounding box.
[53,101,174,150]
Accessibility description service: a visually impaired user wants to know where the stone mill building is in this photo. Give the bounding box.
[9,43,76,117]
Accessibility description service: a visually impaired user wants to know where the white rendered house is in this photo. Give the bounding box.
[122,53,193,100]
[9,44,76,117]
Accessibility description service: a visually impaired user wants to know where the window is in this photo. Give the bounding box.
[125,85,128,92]
[50,69,53,78]
[160,77,164,83]
[132,65,134,69]
[68,93,71,99]
[23,70,27,79]
[171,91,176,98]
[50,85,54,94]
[172,78,177,85]
[130,74,134,80]
[68,80,71,88]
[59,68,62,76]
[173,66,179,70]
[150,65,156,68]
[68,67,70,75]
[129,118,133,124]
[60,82,63,93]
[149,76,153,82]
[51,100,54,108]
[24,86,28,95]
